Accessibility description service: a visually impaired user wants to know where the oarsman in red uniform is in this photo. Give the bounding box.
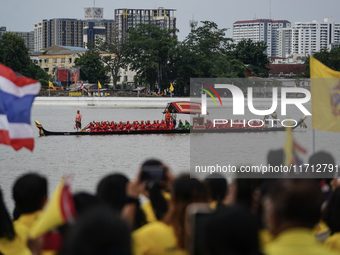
[205,120,213,129]
[139,120,146,130]
[169,120,174,130]
[152,120,157,130]
[125,121,131,131]
[102,121,108,131]
[118,121,124,131]
[146,120,153,130]
[160,120,167,129]
[155,120,160,130]
[131,121,137,131]
[110,121,117,131]
[94,122,101,132]
[165,109,171,129]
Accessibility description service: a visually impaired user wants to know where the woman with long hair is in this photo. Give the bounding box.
[0,187,31,255]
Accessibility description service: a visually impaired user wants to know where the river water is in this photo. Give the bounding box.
[0,101,339,211]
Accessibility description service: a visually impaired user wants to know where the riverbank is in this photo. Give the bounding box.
[33,97,311,107]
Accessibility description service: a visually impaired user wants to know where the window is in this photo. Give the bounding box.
[52,58,57,63]
[61,58,65,63]
[45,59,49,63]
[69,58,72,63]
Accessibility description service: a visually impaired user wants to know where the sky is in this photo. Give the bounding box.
[1,0,340,41]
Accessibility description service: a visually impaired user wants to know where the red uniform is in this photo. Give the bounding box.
[118,122,124,131]
[139,121,146,130]
[125,122,131,130]
[165,112,171,129]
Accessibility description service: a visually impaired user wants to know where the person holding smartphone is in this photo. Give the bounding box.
[130,175,208,255]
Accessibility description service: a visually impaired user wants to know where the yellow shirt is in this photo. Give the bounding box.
[265,228,339,255]
[259,228,274,247]
[314,221,331,243]
[325,232,340,253]
[132,221,188,255]
[141,193,171,223]
[0,223,31,255]
[15,211,42,230]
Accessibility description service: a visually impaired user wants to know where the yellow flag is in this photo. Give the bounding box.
[283,126,294,166]
[98,81,102,89]
[170,82,174,91]
[310,57,340,132]
[49,81,54,88]
[29,178,76,238]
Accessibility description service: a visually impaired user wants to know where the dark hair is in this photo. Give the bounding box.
[323,188,340,233]
[96,173,129,214]
[268,179,322,229]
[267,149,284,166]
[63,206,131,255]
[73,192,100,216]
[12,173,47,220]
[204,173,227,206]
[96,174,146,229]
[235,178,260,210]
[206,206,262,255]
[308,151,335,184]
[142,159,168,220]
[163,175,208,249]
[0,188,15,240]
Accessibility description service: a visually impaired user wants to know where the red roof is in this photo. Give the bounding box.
[234,19,290,24]
[268,64,305,75]
[171,101,202,114]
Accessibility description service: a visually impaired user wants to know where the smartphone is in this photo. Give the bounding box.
[140,165,166,182]
[186,203,213,255]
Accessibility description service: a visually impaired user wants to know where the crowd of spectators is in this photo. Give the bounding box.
[0,152,339,255]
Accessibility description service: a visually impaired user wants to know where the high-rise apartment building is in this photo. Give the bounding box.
[233,19,291,56]
[275,18,340,57]
[276,28,292,58]
[0,27,34,51]
[34,18,115,51]
[114,8,176,43]
[291,18,340,55]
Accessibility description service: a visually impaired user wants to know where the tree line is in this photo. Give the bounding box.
[0,21,271,95]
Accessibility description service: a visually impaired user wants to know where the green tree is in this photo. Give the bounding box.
[231,39,270,77]
[300,48,340,77]
[0,32,52,82]
[91,34,126,89]
[0,33,32,76]
[170,21,246,95]
[123,23,179,91]
[74,50,109,84]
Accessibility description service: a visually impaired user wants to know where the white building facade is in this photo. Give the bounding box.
[276,18,340,57]
[233,19,291,56]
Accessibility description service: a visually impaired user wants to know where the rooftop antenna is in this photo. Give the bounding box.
[94,0,95,7]
[269,0,271,19]
[189,14,198,31]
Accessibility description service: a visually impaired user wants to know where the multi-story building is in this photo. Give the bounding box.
[114,8,177,43]
[0,26,7,40]
[0,27,34,51]
[290,18,340,55]
[34,18,115,51]
[276,28,292,58]
[233,19,291,56]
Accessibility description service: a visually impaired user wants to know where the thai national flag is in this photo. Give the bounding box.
[137,83,140,91]
[0,64,41,151]
[80,80,84,89]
